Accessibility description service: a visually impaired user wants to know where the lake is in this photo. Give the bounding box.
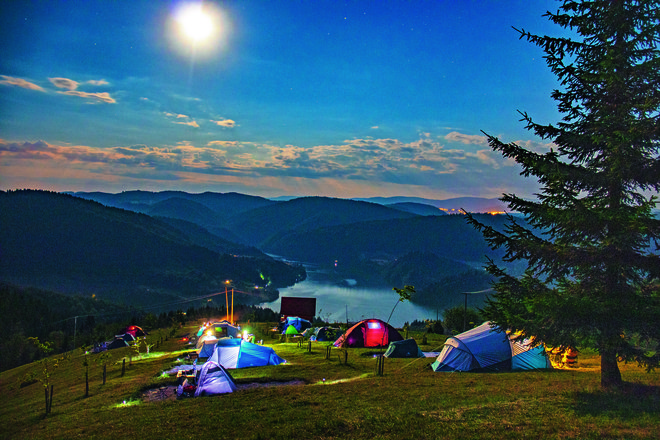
[259,267,437,328]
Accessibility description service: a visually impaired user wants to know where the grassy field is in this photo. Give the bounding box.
[1,322,658,440]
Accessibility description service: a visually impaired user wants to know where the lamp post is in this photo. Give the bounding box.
[460,292,471,332]
[460,289,494,332]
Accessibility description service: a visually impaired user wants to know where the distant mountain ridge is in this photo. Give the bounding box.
[37,190,526,310]
[357,196,507,213]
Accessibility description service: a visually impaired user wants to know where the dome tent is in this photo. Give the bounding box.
[384,338,424,358]
[281,316,311,334]
[122,325,147,338]
[210,338,285,369]
[192,361,237,397]
[431,322,553,372]
[333,319,403,348]
[312,326,340,342]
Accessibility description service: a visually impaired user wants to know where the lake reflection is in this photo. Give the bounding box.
[260,269,436,328]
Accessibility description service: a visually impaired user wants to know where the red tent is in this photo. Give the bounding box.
[333,319,403,348]
[122,325,147,338]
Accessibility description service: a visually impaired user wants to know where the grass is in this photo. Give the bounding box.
[1,323,658,440]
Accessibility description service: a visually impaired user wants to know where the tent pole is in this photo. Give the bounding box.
[231,288,234,324]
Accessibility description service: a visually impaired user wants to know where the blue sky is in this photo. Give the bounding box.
[1,0,564,199]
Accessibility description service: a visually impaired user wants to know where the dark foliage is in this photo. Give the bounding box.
[0,190,305,307]
[468,1,660,387]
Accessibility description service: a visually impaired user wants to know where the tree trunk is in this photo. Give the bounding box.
[44,388,49,415]
[601,348,622,388]
[85,371,89,398]
[103,365,107,385]
[48,385,54,414]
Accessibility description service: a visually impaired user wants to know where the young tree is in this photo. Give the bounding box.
[468,1,660,388]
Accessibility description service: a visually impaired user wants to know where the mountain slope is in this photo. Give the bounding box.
[224,196,418,246]
[262,213,512,266]
[386,202,446,216]
[0,190,304,306]
[73,190,276,217]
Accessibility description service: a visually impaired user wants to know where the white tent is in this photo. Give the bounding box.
[194,360,237,396]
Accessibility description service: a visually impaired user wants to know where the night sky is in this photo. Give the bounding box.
[1,0,565,199]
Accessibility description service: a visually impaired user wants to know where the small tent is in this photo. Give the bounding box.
[211,338,285,369]
[196,333,218,350]
[197,321,239,339]
[122,325,147,338]
[198,338,219,358]
[431,321,553,372]
[107,337,129,350]
[384,338,424,358]
[312,327,340,342]
[334,319,404,348]
[194,360,237,396]
[301,327,317,338]
[281,316,311,334]
[210,320,239,338]
[284,325,300,336]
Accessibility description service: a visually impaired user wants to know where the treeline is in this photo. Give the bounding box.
[0,283,279,373]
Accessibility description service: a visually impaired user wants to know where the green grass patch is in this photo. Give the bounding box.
[1,323,658,439]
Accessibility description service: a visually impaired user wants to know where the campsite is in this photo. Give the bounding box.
[1,319,658,440]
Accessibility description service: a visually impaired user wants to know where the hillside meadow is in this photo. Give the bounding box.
[1,322,658,440]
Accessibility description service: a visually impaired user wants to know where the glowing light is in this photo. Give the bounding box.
[178,5,213,42]
[114,399,141,408]
[167,2,231,59]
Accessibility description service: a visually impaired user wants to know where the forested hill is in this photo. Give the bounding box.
[223,196,419,246]
[262,213,511,266]
[0,190,305,307]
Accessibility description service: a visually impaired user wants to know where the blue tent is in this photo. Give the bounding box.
[281,316,311,334]
[432,322,552,372]
[193,361,236,396]
[211,339,285,369]
[311,326,340,342]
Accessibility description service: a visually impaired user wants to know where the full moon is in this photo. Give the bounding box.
[178,5,213,42]
[167,2,231,59]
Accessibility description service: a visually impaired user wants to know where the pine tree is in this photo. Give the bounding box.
[467,0,660,388]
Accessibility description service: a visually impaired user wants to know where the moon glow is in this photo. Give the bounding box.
[178,5,214,42]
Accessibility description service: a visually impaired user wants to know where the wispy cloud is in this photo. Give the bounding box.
[0,75,45,91]
[47,76,116,103]
[87,79,109,86]
[444,131,488,146]
[164,112,199,128]
[211,119,237,128]
[59,90,116,104]
[49,77,79,90]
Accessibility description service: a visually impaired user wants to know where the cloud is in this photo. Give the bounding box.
[445,131,488,146]
[176,120,200,128]
[87,79,109,86]
[211,119,237,128]
[58,90,116,103]
[0,75,45,91]
[0,133,538,199]
[164,112,199,127]
[49,77,79,90]
[370,126,379,129]
[208,141,238,147]
[47,76,116,103]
